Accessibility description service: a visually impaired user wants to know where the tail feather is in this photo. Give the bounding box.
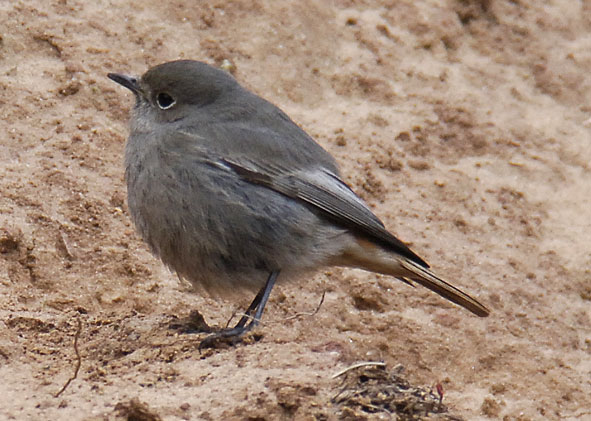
[339,237,490,317]
[398,258,489,317]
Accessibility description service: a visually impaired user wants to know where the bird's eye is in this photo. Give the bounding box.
[156,92,175,110]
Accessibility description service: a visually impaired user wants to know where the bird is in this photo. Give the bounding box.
[108,60,489,347]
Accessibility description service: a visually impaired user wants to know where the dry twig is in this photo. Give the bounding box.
[332,361,387,379]
[225,290,326,327]
[54,316,82,397]
[283,290,326,321]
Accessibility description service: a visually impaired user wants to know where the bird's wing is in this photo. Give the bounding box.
[172,127,428,268]
[220,156,429,268]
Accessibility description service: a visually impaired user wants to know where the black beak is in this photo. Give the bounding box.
[108,73,141,94]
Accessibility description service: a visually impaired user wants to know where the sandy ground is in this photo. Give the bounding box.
[1,0,590,419]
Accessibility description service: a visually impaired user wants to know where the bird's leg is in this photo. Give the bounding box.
[199,270,280,349]
[231,279,266,329]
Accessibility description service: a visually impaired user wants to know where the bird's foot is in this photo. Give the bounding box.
[169,311,261,349]
[198,322,262,350]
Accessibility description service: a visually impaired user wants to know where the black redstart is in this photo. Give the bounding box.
[108,60,488,346]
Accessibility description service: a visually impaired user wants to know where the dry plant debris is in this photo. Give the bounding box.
[332,364,463,420]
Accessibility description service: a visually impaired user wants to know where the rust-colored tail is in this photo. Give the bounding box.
[339,239,489,317]
[397,258,489,317]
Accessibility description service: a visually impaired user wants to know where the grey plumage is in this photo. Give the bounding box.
[108,60,489,336]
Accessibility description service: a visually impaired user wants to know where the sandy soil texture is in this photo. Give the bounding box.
[1,1,590,420]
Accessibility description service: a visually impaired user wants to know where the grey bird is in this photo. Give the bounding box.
[108,60,488,346]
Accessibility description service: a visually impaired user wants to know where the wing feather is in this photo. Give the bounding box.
[222,158,429,268]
